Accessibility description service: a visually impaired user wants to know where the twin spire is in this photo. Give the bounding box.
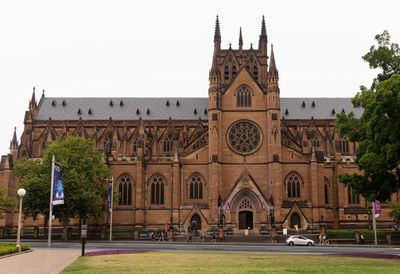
[214,15,221,43]
[211,15,278,81]
[213,15,268,51]
[259,15,267,47]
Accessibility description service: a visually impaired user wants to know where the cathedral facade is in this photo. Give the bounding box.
[0,17,396,237]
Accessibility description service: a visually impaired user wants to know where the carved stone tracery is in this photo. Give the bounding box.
[227,120,262,155]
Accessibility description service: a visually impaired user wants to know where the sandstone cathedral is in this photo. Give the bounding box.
[0,16,396,239]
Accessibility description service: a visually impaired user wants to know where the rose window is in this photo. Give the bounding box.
[227,120,262,155]
[239,198,253,209]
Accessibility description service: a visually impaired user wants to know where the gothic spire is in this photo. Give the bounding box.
[211,15,221,76]
[214,15,221,43]
[269,44,278,74]
[9,127,18,150]
[29,86,37,110]
[258,15,267,53]
[239,27,243,50]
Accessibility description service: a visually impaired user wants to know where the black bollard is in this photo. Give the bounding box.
[81,238,86,256]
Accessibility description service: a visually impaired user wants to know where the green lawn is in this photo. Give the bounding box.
[0,242,30,256]
[62,251,400,273]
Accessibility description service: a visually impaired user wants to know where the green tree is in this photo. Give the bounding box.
[336,31,400,202]
[14,136,111,240]
[0,188,14,219]
[362,30,400,90]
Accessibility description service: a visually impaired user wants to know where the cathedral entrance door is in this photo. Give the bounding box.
[190,214,201,231]
[290,213,301,229]
[238,211,253,229]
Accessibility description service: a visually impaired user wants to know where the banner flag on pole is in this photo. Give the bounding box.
[52,164,64,205]
[374,199,381,218]
[108,181,113,209]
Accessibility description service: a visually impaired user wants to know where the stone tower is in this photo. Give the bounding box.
[207,16,279,231]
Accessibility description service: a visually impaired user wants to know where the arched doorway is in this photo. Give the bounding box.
[190,214,201,231]
[239,211,253,229]
[290,213,301,229]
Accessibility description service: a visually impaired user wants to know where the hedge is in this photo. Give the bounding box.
[0,243,30,256]
[327,230,400,241]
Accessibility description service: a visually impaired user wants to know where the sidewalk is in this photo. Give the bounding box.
[0,249,80,274]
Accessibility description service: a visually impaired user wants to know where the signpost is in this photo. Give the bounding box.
[372,199,381,246]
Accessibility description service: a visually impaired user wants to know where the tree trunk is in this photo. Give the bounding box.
[61,215,69,242]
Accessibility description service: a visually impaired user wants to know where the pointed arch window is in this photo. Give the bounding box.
[253,66,258,80]
[236,85,252,107]
[127,140,137,156]
[324,184,328,204]
[150,174,165,205]
[324,178,330,205]
[232,65,237,77]
[188,173,204,199]
[337,136,349,153]
[312,138,320,148]
[348,185,360,204]
[163,134,173,153]
[286,172,302,198]
[118,174,133,205]
[104,132,113,156]
[224,66,229,80]
[324,184,329,205]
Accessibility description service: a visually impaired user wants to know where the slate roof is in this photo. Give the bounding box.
[36,97,362,121]
[36,98,209,121]
[280,98,363,120]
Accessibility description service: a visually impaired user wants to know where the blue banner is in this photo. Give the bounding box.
[108,181,112,209]
[52,164,64,205]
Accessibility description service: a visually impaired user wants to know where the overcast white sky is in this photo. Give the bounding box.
[1,0,399,156]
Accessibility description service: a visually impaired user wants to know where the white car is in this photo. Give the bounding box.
[286,235,315,246]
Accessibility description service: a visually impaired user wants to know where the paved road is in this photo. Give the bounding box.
[17,240,400,256]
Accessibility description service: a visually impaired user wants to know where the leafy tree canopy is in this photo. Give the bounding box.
[336,31,400,202]
[362,30,400,90]
[389,202,400,226]
[0,188,14,219]
[14,136,111,226]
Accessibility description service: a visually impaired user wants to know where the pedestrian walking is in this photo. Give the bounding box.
[159,232,165,242]
[323,234,329,245]
[211,231,216,243]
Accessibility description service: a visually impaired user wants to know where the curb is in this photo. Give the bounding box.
[0,249,33,259]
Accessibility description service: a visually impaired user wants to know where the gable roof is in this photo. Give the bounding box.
[36,97,209,121]
[35,97,362,121]
[280,97,362,120]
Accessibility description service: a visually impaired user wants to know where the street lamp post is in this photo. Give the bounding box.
[16,188,26,252]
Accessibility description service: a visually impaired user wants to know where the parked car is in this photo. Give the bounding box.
[286,235,315,246]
